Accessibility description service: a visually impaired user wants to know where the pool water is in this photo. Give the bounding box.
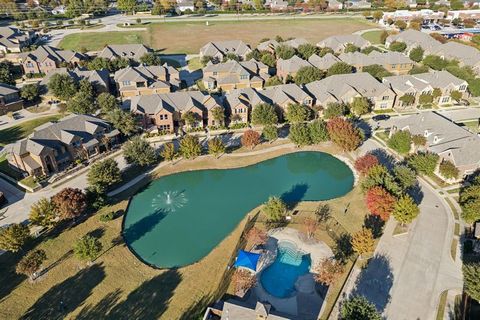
[123,151,354,268]
[260,241,311,298]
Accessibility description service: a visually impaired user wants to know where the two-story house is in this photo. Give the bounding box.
[97,44,152,62]
[0,26,36,54]
[200,40,252,62]
[338,51,415,75]
[276,55,313,81]
[0,83,23,115]
[18,45,86,75]
[316,35,371,54]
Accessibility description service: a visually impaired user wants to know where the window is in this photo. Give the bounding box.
[459,85,466,91]
[391,64,397,68]
[441,96,449,103]
[380,103,388,109]
[240,75,248,80]
[122,81,131,86]
[382,96,389,101]
[213,72,218,76]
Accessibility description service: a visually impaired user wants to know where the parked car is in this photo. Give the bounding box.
[372,114,390,121]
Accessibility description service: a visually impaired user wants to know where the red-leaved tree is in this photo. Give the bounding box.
[326,117,362,151]
[354,154,379,176]
[241,130,261,149]
[51,188,87,221]
[246,227,268,249]
[365,186,396,221]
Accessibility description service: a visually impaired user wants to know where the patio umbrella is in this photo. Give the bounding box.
[233,250,261,272]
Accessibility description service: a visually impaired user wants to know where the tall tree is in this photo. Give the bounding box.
[97,92,119,114]
[0,223,31,252]
[106,109,137,135]
[87,158,121,192]
[160,142,176,161]
[314,258,344,286]
[74,235,102,262]
[294,66,323,85]
[392,195,419,225]
[308,119,329,144]
[289,123,312,147]
[262,124,278,143]
[211,106,225,126]
[354,154,379,176]
[117,0,137,12]
[387,130,411,154]
[20,83,40,102]
[51,188,87,221]
[29,198,57,228]
[208,137,225,158]
[241,130,261,149]
[326,62,353,77]
[365,186,397,221]
[285,103,312,123]
[297,43,318,59]
[326,117,362,151]
[48,73,78,101]
[179,135,202,159]
[463,262,480,301]
[275,44,296,60]
[459,177,480,224]
[323,102,349,119]
[251,103,278,125]
[123,136,158,166]
[341,296,381,320]
[351,228,375,257]
[16,249,47,281]
[263,196,287,222]
[409,46,424,62]
[350,97,371,116]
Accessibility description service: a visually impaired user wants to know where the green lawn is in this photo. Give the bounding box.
[0,115,63,147]
[59,31,148,52]
[188,57,202,71]
[436,290,448,320]
[361,30,384,44]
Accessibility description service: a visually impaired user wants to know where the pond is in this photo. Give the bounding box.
[123,151,354,268]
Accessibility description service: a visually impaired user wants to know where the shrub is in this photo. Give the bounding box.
[439,160,459,179]
[387,130,411,154]
[73,235,102,262]
[99,212,115,222]
[354,154,379,176]
[16,249,47,280]
[241,130,261,149]
[407,152,439,175]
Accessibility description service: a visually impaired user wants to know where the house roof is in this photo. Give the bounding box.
[41,67,110,89]
[19,45,84,63]
[257,39,280,52]
[259,83,312,105]
[391,111,480,167]
[382,71,466,94]
[429,41,480,67]
[114,65,180,88]
[0,26,31,49]
[305,72,392,104]
[316,34,370,51]
[386,29,440,51]
[308,53,340,70]
[220,299,290,320]
[200,40,252,57]
[338,51,413,68]
[283,38,309,49]
[97,44,152,61]
[0,83,19,96]
[276,55,312,73]
[224,87,264,108]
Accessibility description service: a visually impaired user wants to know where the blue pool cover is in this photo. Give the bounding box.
[234,250,261,271]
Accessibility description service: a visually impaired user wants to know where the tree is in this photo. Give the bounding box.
[326,117,362,151]
[140,52,161,66]
[87,158,121,192]
[411,134,427,151]
[0,61,15,85]
[354,154,379,176]
[344,43,360,53]
[16,249,47,281]
[327,62,353,77]
[160,142,176,161]
[211,106,225,126]
[294,66,323,85]
[223,53,240,62]
[179,135,202,159]
[275,44,296,60]
[182,111,200,128]
[409,46,424,62]
[106,109,137,136]
[372,10,383,22]
[350,97,371,116]
[450,90,462,102]
[260,53,276,69]
[67,92,95,114]
[289,123,312,147]
[246,227,267,249]
[97,92,119,114]
[393,165,417,191]
[323,102,349,119]
[314,258,344,286]
[407,152,439,175]
[308,119,329,144]
[117,0,137,12]
[297,43,318,59]
[232,269,256,295]
[439,160,459,180]
[399,94,415,106]
[265,75,282,87]
[460,177,480,224]
[241,130,261,149]
[285,103,311,123]
[422,55,448,71]
[51,188,87,221]
[48,73,77,101]
[262,124,278,143]
[418,94,433,105]
[394,20,407,30]
[363,64,392,80]
[263,196,287,222]
[380,30,389,44]
[319,47,334,57]
[251,103,278,125]
[463,262,480,301]
[389,41,407,52]
[20,83,40,102]
[303,217,319,239]
[365,186,396,221]
[387,130,411,154]
[392,195,419,225]
[74,235,102,262]
[123,136,158,166]
[351,228,375,257]
[0,223,31,252]
[208,137,225,158]
[409,65,430,75]
[29,198,57,228]
[468,79,480,97]
[340,296,381,320]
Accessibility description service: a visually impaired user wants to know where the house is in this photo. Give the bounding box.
[428,42,480,74]
[257,39,280,53]
[18,45,86,75]
[8,114,120,177]
[304,72,396,110]
[203,299,291,320]
[382,71,468,108]
[381,10,444,26]
[276,55,313,80]
[41,68,111,98]
[0,83,23,115]
[0,26,35,54]
[202,59,270,91]
[338,51,415,75]
[51,5,66,15]
[129,91,224,131]
[316,35,371,54]
[199,40,252,62]
[224,88,264,123]
[327,0,343,10]
[259,83,314,117]
[308,53,341,70]
[283,38,309,49]
[176,0,194,11]
[114,65,181,97]
[389,111,480,176]
[264,0,289,10]
[447,9,480,20]
[385,29,441,54]
[97,44,152,62]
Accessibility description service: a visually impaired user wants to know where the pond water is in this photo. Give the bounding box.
[123,151,354,268]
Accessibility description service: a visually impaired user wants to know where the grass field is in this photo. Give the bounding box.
[0,115,63,147]
[361,30,384,44]
[0,144,369,319]
[59,18,374,53]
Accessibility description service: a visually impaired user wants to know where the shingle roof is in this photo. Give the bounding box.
[429,42,480,67]
[0,83,19,96]
[317,35,370,51]
[308,53,340,70]
[19,45,84,63]
[41,67,110,89]
[277,55,312,73]
[259,83,312,105]
[257,39,280,51]
[283,38,309,49]
[0,26,30,49]
[97,44,151,61]
[386,29,440,51]
[200,40,252,57]
[382,71,466,94]
[130,92,222,115]
[338,51,413,68]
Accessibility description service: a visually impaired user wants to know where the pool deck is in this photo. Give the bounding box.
[252,227,333,319]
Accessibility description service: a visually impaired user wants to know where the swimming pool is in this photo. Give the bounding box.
[260,241,311,298]
[123,151,354,268]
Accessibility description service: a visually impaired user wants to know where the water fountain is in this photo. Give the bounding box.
[151,190,188,212]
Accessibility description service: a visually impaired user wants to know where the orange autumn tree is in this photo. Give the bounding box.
[326,117,362,151]
[314,258,345,286]
[241,130,261,150]
[354,153,379,176]
[365,186,396,221]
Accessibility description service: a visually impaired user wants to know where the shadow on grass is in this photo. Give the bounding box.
[0,125,24,146]
[363,215,385,239]
[76,269,182,320]
[333,232,354,264]
[20,263,106,320]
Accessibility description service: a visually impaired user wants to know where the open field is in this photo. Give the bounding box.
[59,18,374,53]
[0,144,368,319]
